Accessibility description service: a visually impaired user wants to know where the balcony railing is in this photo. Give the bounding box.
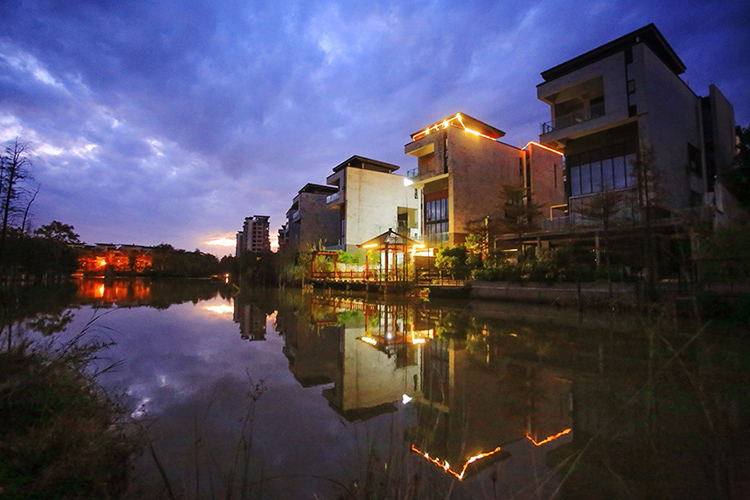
[406,167,419,179]
[291,210,300,221]
[541,101,606,134]
[326,192,341,204]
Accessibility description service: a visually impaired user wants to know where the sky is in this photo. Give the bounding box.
[1,0,748,256]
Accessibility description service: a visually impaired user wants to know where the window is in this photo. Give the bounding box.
[424,196,449,243]
[567,141,637,196]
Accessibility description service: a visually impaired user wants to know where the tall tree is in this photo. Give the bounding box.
[34,221,81,244]
[725,124,750,208]
[492,185,543,258]
[575,189,626,296]
[0,138,34,260]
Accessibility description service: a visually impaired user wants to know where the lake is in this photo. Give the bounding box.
[9,278,750,499]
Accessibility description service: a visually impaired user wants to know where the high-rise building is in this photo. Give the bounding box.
[235,215,270,256]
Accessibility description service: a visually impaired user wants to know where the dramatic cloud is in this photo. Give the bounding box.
[1,0,747,253]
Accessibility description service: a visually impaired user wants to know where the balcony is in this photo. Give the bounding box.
[326,192,341,204]
[541,101,606,134]
[291,210,300,222]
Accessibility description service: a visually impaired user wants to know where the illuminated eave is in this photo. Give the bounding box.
[525,428,572,446]
[410,113,504,143]
[411,444,503,480]
[523,141,564,157]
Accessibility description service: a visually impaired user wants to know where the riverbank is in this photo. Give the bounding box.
[0,339,137,499]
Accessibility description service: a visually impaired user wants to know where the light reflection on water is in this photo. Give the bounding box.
[14,278,750,499]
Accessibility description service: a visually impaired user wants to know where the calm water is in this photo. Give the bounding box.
[9,278,750,499]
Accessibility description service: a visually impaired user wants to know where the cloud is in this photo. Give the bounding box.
[0,0,747,252]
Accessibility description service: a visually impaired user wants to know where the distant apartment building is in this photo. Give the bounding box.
[404,112,565,246]
[325,155,420,254]
[236,215,270,256]
[278,183,339,254]
[537,23,736,217]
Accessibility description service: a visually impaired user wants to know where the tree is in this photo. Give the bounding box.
[725,124,750,208]
[492,185,543,259]
[0,138,34,260]
[630,144,665,286]
[575,189,626,296]
[34,221,81,244]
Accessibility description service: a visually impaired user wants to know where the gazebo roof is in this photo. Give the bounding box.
[358,229,418,249]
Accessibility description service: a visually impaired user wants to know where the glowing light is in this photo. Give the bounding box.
[204,237,236,247]
[360,336,378,346]
[98,258,107,268]
[411,444,503,480]
[525,428,572,446]
[362,243,378,248]
[402,394,413,405]
[411,113,499,142]
[203,304,234,315]
[523,141,564,157]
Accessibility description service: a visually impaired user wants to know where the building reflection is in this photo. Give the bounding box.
[409,325,573,479]
[277,295,574,480]
[76,278,152,305]
[233,300,267,341]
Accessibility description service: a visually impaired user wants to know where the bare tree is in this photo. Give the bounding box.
[0,138,34,260]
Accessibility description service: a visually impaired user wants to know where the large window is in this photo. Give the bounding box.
[567,142,637,197]
[424,196,449,244]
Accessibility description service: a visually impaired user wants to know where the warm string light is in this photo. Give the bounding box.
[411,113,498,142]
[410,444,503,480]
[523,140,564,156]
[524,428,572,446]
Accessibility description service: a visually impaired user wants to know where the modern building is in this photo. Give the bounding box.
[278,183,339,254]
[325,155,420,254]
[236,215,271,256]
[537,23,736,217]
[404,112,565,246]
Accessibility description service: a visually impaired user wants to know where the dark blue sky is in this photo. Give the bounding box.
[1,0,748,254]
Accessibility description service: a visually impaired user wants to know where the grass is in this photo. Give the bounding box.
[0,321,139,499]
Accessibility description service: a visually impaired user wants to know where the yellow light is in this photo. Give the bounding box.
[411,337,426,344]
[360,336,378,346]
[98,258,107,267]
[525,428,571,446]
[523,141,564,156]
[362,243,378,248]
[411,444,503,480]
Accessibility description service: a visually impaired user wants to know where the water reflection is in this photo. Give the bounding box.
[10,280,749,499]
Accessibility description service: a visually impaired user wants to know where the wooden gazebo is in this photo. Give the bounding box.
[358,229,420,282]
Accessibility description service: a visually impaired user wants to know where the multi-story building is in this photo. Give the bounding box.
[404,112,565,246]
[537,23,736,217]
[325,155,420,254]
[235,215,270,256]
[278,183,339,254]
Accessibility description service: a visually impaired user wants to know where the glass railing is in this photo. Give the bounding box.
[541,101,606,134]
[326,192,341,204]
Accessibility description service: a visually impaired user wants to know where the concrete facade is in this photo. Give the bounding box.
[537,24,736,217]
[236,215,270,256]
[279,183,339,254]
[404,113,565,246]
[325,155,420,254]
